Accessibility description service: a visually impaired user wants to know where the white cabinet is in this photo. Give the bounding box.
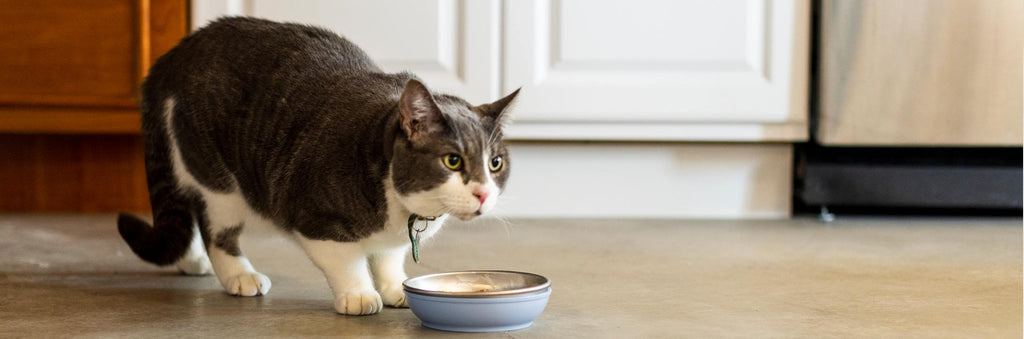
[193,0,808,142]
[504,0,803,121]
[504,0,808,141]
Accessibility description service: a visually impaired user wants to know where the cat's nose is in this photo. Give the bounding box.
[473,189,489,205]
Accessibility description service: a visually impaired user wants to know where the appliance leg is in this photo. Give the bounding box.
[819,206,836,223]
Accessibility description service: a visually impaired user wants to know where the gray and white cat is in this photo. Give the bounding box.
[117,17,518,315]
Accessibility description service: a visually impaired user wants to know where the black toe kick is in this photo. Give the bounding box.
[795,145,1023,214]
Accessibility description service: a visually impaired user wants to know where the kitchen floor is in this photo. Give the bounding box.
[0,215,1020,338]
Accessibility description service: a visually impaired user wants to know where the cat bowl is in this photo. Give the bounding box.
[403,270,551,332]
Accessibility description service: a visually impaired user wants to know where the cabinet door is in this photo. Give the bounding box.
[0,0,188,212]
[0,0,187,133]
[193,0,501,104]
[503,0,808,140]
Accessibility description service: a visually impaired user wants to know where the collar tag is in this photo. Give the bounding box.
[407,214,437,263]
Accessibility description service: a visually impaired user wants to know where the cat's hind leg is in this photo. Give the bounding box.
[173,224,213,275]
[296,236,382,315]
[369,247,410,308]
[199,192,271,296]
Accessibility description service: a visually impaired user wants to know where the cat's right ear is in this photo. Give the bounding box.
[475,88,520,129]
[398,79,444,142]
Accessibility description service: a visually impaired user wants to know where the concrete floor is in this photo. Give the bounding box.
[0,215,1020,338]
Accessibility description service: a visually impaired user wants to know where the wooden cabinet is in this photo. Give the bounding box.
[0,0,187,133]
[0,0,188,211]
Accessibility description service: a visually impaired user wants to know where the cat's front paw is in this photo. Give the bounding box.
[335,289,383,315]
[379,282,408,308]
[225,272,271,296]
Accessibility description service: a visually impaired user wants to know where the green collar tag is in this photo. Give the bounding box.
[407,215,437,263]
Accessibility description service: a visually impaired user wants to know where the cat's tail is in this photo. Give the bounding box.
[117,212,194,266]
[117,96,197,266]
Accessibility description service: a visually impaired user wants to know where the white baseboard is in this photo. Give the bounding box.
[493,142,793,219]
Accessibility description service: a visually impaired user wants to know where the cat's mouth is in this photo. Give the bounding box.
[436,200,486,221]
[446,205,484,221]
[451,212,479,221]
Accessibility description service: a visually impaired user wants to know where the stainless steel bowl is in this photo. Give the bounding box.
[403,270,550,298]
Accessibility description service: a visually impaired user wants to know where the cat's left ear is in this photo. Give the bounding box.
[399,79,446,143]
[475,88,520,128]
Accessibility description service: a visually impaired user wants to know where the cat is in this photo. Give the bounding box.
[116,17,518,315]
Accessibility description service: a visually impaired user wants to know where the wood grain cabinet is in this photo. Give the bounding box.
[0,0,187,211]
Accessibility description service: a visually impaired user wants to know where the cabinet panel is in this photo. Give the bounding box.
[504,0,808,124]
[0,0,188,133]
[0,0,187,212]
[0,135,150,212]
[560,1,749,66]
[0,0,139,107]
[251,1,448,69]
[196,0,501,103]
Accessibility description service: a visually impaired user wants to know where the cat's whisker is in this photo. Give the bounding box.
[487,212,515,240]
[492,195,520,204]
[430,205,454,218]
[480,203,513,225]
[486,126,499,146]
[502,221,514,240]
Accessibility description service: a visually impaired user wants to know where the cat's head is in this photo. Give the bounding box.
[389,80,519,221]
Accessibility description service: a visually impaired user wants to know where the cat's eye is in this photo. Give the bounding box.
[489,156,504,172]
[443,154,463,170]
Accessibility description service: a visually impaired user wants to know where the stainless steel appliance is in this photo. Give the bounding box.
[799,0,1022,211]
[819,0,1021,146]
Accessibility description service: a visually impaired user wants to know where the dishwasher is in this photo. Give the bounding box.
[798,0,1022,213]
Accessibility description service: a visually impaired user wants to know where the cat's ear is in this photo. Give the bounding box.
[399,79,445,142]
[476,88,520,128]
